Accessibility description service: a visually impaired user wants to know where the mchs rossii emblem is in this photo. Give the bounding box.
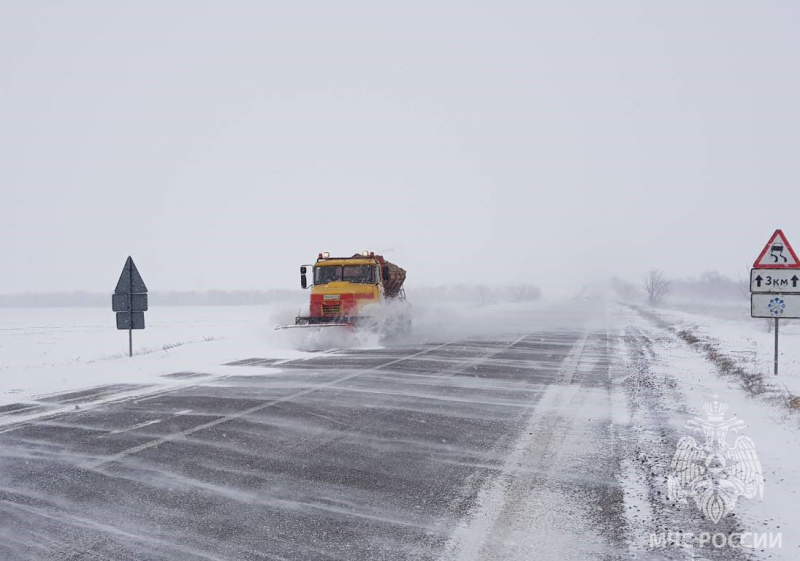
[667,396,764,523]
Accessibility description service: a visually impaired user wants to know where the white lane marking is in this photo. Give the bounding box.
[308,386,541,409]
[106,419,161,436]
[560,332,589,386]
[90,341,456,468]
[2,500,230,561]
[441,330,590,561]
[0,378,227,433]
[132,381,229,404]
[438,333,531,375]
[100,410,193,438]
[304,410,350,427]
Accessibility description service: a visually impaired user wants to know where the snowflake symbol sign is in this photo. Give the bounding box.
[768,297,786,316]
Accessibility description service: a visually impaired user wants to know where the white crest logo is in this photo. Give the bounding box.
[667,395,764,523]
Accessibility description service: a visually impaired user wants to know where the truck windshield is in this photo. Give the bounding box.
[342,265,374,283]
[314,265,374,285]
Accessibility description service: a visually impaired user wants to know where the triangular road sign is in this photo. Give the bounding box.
[114,256,148,293]
[754,230,800,269]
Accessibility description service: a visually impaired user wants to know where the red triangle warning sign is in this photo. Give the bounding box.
[754,229,800,268]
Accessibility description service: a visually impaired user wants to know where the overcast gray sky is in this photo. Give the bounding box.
[2,1,799,297]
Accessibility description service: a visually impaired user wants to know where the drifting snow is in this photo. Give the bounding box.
[0,306,310,408]
[0,299,556,406]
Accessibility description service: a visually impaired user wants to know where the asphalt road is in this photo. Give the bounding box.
[0,315,631,560]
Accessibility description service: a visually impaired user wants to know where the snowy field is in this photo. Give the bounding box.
[0,305,306,407]
[0,300,561,408]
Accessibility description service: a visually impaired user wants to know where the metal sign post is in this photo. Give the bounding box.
[112,256,148,357]
[775,318,779,376]
[750,229,800,376]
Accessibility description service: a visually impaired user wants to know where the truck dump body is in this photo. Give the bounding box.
[374,256,406,299]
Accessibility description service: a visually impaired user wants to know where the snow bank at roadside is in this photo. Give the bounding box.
[0,305,312,406]
[656,302,800,397]
[615,305,800,558]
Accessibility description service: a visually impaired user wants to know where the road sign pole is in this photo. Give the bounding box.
[774,318,779,376]
[128,267,133,357]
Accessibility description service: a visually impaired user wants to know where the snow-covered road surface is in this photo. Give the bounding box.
[0,303,796,560]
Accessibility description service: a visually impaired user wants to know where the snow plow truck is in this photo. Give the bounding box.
[277,251,410,332]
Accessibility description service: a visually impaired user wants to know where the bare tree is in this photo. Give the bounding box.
[510,284,542,303]
[476,284,492,306]
[737,264,752,301]
[644,269,670,305]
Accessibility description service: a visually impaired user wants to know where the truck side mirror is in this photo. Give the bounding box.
[300,266,307,274]
[301,274,307,289]
[382,266,390,282]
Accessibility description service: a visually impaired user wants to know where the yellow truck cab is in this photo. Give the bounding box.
[294,251,406,327]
